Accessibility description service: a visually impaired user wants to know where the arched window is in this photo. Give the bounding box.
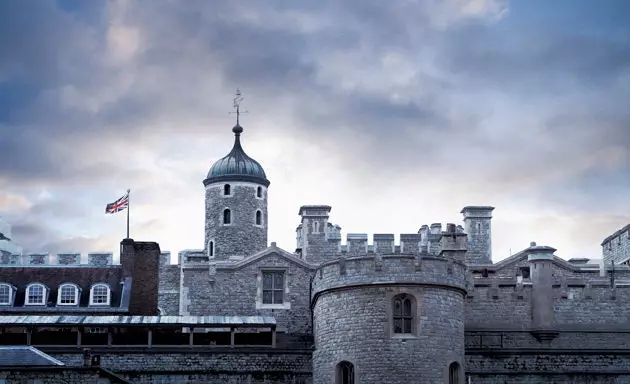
[223,209,231,224]
[256,210,262,225]
[208,240,215,257]
[448,362,461,384]
[335,361,354,384]
[57,283,79,305]
[25,283,47,305]
[393,294,414,334]
[89,284,111,306]
[256,186,262,198]
[0,284,13,306]
[223,184,231,195]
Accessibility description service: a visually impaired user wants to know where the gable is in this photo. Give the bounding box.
[218,245,317,271]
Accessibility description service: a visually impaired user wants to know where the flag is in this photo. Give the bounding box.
[105,192,129,214]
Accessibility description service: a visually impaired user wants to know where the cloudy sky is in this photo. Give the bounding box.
[1,0,629,263]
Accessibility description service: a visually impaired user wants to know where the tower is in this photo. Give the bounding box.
[311,224,468,384]
[461,206,494,265]
[203,90,270,260]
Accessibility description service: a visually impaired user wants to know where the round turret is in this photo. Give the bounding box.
[203,124,269,259]
[311,254,467,384]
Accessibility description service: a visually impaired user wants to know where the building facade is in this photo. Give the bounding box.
[1,120,630,383]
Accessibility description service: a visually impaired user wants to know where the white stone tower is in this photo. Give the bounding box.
[203,92,269,260]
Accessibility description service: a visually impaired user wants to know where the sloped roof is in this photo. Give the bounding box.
[0,346,64,366]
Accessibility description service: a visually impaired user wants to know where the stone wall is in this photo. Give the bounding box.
[48,349,312,384]
[182,250,315,334]
[157,252,180,315]
[602,224,630,265]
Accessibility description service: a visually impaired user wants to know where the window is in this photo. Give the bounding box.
[256,186,262,198]
[312,221,319,233]
[57,284,79,305]
[0,284,12,305]
[519,267,530,279]
[208,240,215,257]
[256,210,262,226]
[448,362,461,384]
[90,284,111,306]
[335,361,355,384]
[393,294,414,334]
[25,283,46,305]
[223,209,231,224]
[476,222,482,233]
[262,271,284,304]
[223,184,231,195]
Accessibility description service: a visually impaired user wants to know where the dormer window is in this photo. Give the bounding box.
[223,209,231,225]
[57,283,80,306]
[89,284,111,306]
[223,184,231,196]
[256,186,262,198]
[25,283,47,306]
[0,284,14,306]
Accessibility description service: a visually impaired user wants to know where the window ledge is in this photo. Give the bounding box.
[256,302,291,310]
[391,334,418,340]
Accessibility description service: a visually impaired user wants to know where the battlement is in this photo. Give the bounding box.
[304,224,465,256]
[0,252,115,266]
[311,252,468,301]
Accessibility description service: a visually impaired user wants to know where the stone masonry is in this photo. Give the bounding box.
[602,223,630,265]
[204,182,268,260]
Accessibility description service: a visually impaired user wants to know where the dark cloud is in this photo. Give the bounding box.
[0,0,628,257]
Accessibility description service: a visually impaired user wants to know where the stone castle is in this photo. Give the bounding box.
[1,118,630,383]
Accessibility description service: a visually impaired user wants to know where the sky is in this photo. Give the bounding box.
[1,0,629,263]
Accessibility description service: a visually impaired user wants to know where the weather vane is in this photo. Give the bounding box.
[230,88,248,125]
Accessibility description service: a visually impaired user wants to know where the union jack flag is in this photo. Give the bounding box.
[105,192,129,214]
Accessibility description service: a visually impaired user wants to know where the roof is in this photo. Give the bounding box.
[0,346,64,366]
[203,124,269,187]
[0,266,129,313]
[0,315,276,327]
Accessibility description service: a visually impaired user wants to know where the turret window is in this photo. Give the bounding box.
[208,240,215,257]
[390,293,417,337]
[223,209,231,225]
[223,184,231,196]
[256,186,263,198]
[255,210,262,226]
[335,361,355,384]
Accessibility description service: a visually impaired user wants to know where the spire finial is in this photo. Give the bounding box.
[231,88,248,127]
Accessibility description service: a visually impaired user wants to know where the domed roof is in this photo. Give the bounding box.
[203,124,270,187]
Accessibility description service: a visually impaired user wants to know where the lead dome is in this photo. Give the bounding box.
[203,124,270,187]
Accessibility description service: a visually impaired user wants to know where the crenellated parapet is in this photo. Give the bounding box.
[297,204,475,266]
[0,252,116,266]
[311,254,468,302]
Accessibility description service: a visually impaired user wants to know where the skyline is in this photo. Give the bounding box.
[1,0,629,261]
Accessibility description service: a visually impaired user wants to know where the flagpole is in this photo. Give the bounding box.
[126,189,130,239]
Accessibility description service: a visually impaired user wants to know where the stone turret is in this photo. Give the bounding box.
[203,123,269,260]
[461,206,494,265]
[311,224,468,384]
